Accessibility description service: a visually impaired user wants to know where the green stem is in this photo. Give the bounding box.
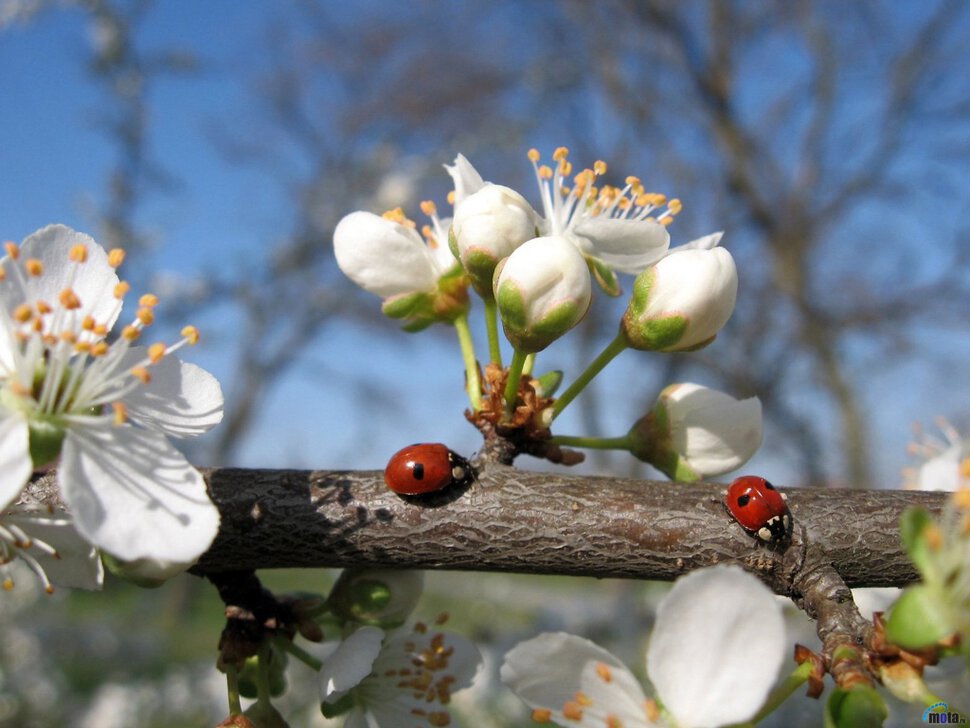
[484,298,503,366]
[549,434,632,450]
[549,332,628,421]
[226,664,243,716]
[453,314,482,411]
[503,348,529,419]
[740,661,813,726]
[255,643,273,706]
[275,636,323,671]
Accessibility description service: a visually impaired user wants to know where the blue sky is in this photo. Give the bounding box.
[2,3,968,486]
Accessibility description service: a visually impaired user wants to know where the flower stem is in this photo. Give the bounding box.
[453,314,482,411]
[549,434,632,451]
[226,664,243,716]
[503,348,529,419]
[549,332,628,422]
[484,298,503,366]
[275,635,323,671]
[745,661,813,725]
[255,643,273,705]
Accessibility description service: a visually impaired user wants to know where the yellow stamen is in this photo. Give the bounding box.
[447,190,456,206]
[562,701,583,721]
[420,200,437,216]
[25,258,43,276]
[8,381,30,397]
[93,324,107,337]
[531,708,552,723]
[59,288,82,310]
[35,300,51,315]
[91,341,109,357]
[0,266,5,281]
[558,160,573,177]
[594,160,607,175]
[122,325,141,341]
[139,293,159,308]
[137,307,154,326]
[13,304,32,323]
[74,341,92,354]
[595,661,613,682]
[659,216,674,226]
[428,713,450,727]
[539,165,553,180]
[668,198,683,214]
[107,248,126,267]
[953,486,970,511]
[606,716,623,728]
[148,342,166,363]
[3,577,13,590]
[4,242,20,260]
[112,402,128,425]
[553,146,569,162]
[114,281,130,299]
[69,244,89,263]
[574,691,593,707]
[644,699,660,722]
[130,366,151,384]
[181,325,200,344]
[527,148,541,162]
[60,330,77,344]
[925,524,943,551]
[82,315,96,331]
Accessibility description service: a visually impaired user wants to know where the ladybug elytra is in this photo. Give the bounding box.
[384,443,472,496]
[725,475,791,542]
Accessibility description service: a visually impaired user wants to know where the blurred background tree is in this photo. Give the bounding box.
[1,0,969,725]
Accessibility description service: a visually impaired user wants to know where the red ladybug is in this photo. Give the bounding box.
[725,475,791,542]
[384,443,472,496]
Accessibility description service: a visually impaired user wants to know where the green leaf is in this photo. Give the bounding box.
[825,687,887,728]
[534,370,564,398]
[885,584,953,650]
[588,257,622,297]
[381,291,431,320]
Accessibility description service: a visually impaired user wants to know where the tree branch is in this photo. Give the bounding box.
[150,464,943,592]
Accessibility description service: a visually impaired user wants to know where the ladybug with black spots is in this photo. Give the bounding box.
[384,443,473,496]
[725,475,792,542]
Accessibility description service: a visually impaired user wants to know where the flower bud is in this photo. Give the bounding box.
[620,247,737,352]
[451,184,538,296]
[327,568,424,628]
[628,382,762,481]
[494,236,592,353]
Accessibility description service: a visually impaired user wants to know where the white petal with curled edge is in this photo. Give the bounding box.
[4,506,103,590]
[14,225,122,333]
[570,218,670,274]
[668,231,724,255]
[59,423,219,562]
[502,632,657,727]
[319,626,385,703]
[114,352,224,438]
[647,565,785,728]
[444,153,487,206]
[0,409,31,509]
[333,212,438,298]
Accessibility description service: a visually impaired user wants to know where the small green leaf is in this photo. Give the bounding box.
[825,686,887,728]
[885,584,953,650]
[381,291,430,320]
[534,370,563,398]
[321,693,355,719]
[589,257,621,297]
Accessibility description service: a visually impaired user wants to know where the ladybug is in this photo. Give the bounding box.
[725,475,791,542]
[384,443,473,496]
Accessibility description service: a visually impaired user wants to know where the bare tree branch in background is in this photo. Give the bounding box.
[571,0,970,488]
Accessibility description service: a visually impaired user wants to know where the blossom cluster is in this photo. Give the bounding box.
[335,148,761,477]
[0,225,224,593]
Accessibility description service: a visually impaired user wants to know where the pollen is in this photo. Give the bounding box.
[107,248,126,267]
[605,716,624,728]
[130,366,151,384]
[59,288,82,310]
[644,698,660,722]
[112,402,128,425]
[82,315,96,331]
[114,281,130,299]
[528,148,541,162]
[420,200,437,216]
[148,342,167,363]
[91,341,109,357]
[574,691,593,707]
[594,160,607,175]
[69,244,89,263]
[3,577,13,590]
[137,307,154,326]
[539,165,553,180]
[595,661,613,683]
[25,258,43,276]
[562,700,584,721]
[181,325,200,344]
[382,206,416,228]
[531,708,552,723]
[553,146,569,162]
[4,241,20,260]
[35,300,51,315]
[139,293,159,308]
[13,304,33,323]
[447,190,456,206]
[668,198,683,214]
[122,325,141,341]
[0,267,5,281]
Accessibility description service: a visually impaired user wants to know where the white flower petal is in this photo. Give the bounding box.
[113,352,224,438]
[0,409,31,509]
[3,506,103,590]
[319,626,385,703]
[571,218,670,274]
[502,632,656,727]
[647,566,785,728]
[13,224,122,332]
[444,153,486,205]
[664,383,763,477]
[334,211,438,298]
[668,231,724,254]
[915,446,962,491]
[59,424,219,562]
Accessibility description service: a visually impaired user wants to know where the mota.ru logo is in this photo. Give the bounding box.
[923,702,967,724]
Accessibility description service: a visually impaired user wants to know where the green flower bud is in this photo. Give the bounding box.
[328,568,424,628]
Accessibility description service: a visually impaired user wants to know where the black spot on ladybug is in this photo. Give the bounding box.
[412,462,425,480]
[737,494,751,507]
[763,480,776,490]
